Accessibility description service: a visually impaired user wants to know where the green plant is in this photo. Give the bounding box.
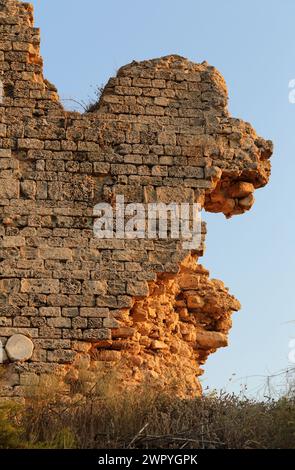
[0,402,23,449]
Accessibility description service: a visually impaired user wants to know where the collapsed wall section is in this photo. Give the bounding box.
[0,1,273,399]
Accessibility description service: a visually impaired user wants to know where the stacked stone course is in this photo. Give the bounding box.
[0,0,273,398]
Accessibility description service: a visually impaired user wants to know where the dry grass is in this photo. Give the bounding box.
[84,84,105,113]
[1,371,295,449]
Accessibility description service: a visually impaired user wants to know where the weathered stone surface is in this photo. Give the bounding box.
[195,331,228,349]
[0,0,273,399]
[228,182,255,198]
[5,334,34,362]
[0,343,8,363]
[185,293,205,310]
[21,280,60,294]
[150,340,169,350]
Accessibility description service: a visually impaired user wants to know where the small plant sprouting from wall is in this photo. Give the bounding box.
[85,84,105,113]
[61,84,105,113]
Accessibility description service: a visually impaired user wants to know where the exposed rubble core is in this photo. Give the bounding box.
[0,1,273,399]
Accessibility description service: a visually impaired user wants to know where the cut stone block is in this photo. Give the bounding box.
[5,334,34,362]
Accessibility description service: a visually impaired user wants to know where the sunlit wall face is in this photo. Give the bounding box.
[29,0,295,396]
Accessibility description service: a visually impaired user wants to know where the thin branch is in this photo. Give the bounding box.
[128,423,149,448]
[61,98,87,111]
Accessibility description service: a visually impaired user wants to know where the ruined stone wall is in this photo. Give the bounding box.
[0,0,273,399]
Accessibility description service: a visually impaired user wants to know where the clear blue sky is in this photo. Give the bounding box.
[31,0,295,396]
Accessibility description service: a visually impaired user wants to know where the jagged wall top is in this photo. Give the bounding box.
[0,1,273,398]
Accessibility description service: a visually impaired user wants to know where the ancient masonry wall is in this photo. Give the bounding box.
[0,0,273,399]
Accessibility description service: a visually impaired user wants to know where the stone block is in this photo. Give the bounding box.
[21,280,60,294]
[5,334,34,361]
[195,331,228,349]
[0,179,19,199]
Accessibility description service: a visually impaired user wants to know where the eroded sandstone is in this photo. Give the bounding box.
[0,0,273,399]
